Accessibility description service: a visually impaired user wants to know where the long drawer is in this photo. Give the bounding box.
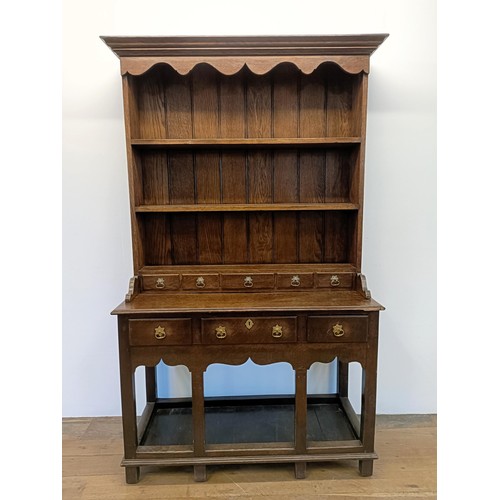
[201,317,297,344]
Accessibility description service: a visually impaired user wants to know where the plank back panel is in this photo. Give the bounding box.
[141,151,169,205]
[192,65,219,139]
[141,213,172,265]
[220,71,246,138]
[273,63,299,138]
[164,67,192,139]
[299,68,326,138]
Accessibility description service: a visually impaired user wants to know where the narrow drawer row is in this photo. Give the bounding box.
[128,315,368,346]
[142,272,354,291]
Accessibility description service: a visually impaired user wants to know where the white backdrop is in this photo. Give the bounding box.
[62,0,436,416]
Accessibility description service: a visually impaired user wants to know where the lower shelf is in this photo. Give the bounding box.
[140,395,358,448]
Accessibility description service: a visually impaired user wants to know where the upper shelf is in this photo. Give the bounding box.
[131,137,362,149]
[101,34,389,76]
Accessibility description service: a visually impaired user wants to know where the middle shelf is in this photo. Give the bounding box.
[135,203,360,213]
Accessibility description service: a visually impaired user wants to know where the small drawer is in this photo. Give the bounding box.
[220,273,275,290]
[129,319,192,346]
[182,273,220,290]
[202,317,297,344]
[307,315,368,343]
[142,274,180,291]
[315,272,353,289]
[276,273,314,289]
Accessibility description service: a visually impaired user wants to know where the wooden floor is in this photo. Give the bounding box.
[62,414,436,499]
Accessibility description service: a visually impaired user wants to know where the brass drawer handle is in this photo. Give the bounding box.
[154,325,166,339]
[244,276,253,288]
[272,324,283,338]
[330,275,340,287]
[196,276,206,288]
[155,277,165,289]
[291,275,300,287]
[215,325,227,339]
[332,323,344,337]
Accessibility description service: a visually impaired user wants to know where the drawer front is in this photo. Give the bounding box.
[220,273,275,290]
[129,319,192,346]
[202,317,297,344]
[182,273,220,290]
[276,273,314,290]
[307,315,368,343]
[315,272,353,289]
[142,274,180,291]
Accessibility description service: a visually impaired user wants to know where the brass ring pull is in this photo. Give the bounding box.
[330,275,340,287]
[215,326,227,339]
[272,324,283,338]
[155,277,165,289]
[291,275,300,287]
[154,325,166,339]
[332,323,344,337]
[196,276,205,288]
[244,276,253,288]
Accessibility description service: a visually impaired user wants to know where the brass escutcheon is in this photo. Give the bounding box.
[196,276,205,288]
[291,275,301,287]
[332,323,344,337]
[244,276,253,288]
[245,319,254,330]
[330,275,340,287]
[154,325,166,339]
[272,324,283,338]
[215,325,227,339]
[155,277,165,289]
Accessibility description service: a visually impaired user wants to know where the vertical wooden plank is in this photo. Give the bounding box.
[274,212,298,263]
[274,150,299,203]
[248,213,273,263]
[221,152,247,203]
[248,152,273,203]
[141,151,169,205]
[197,214,223,264]
[324,212,351,263]
[298,212,324,263]
[299,68,326,137]
[165,68,193,139]
[169,153,195,204]
[192,65,219,138]
[171,214,197,265]
[247,150,273,262]
[273,64,299,138]
[326,67,354,137]
[142,214,172,266]
[299,151,325,203]
[223,213,248,264]
[219,71,246,204]
[137,68,166,139]
[325,149,352,203]
[246,73,272,138]
[195,152,220,203]
[220,71,246,138]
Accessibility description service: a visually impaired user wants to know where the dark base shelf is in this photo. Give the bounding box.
[140,395,358,447]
